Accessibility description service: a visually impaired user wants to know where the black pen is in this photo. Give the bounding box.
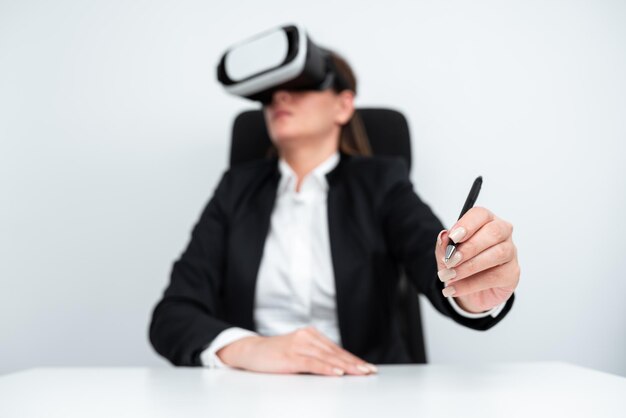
[444,176,483,263]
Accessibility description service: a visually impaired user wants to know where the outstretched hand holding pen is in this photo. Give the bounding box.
[434,177,520,313]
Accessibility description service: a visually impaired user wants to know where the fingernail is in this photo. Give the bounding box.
[449,227,466,243]
[357,364,371,374]
[366,363,378,373]
[437,268,456,282]
[442,286,456,297]
[333,368,345,376]
[444,251,462,268]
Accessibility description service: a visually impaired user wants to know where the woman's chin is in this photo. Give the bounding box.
[270,133,301,149]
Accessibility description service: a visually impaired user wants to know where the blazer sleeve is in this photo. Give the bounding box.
[149,170,235,366]
[381,159,515,331]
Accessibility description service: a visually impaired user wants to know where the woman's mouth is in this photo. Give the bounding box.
[273,109,292,120]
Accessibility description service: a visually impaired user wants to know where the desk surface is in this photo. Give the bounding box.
[0,362,624,418]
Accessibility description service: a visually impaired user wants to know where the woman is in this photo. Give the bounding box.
[149,50,520,377]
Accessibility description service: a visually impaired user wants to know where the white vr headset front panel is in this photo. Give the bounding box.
[224,24,309,98]
[225,30,289,82]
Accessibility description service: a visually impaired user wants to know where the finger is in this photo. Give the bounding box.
[296,345,369,376]
[441,238,516,284]
[444,260,519,298]
[298,326,337,356]
[308,327,369,366]
[437,229,462,281]
[435,229,449,272]
[306,328,376,373]
[294,355,349,377]
[312,329,372,371]
[443,218,514,269]
[448,207,495,245]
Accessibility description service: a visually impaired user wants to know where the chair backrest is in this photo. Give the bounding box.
[228,107,427,363]
[229,108,412,170]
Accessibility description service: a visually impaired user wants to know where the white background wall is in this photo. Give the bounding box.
[1,0,625,377]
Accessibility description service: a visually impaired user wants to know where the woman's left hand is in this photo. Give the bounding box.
[434,207,520,313]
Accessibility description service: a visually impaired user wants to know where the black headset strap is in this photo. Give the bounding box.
[317,48,352,93]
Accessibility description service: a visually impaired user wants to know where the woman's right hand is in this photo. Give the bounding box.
[216,326,378,376]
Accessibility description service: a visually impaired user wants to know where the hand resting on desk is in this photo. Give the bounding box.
[216,326,378,377]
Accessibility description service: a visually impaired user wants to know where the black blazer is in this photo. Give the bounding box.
[149,152,515,366]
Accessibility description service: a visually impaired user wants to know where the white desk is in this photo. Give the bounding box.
[0,362,624,417]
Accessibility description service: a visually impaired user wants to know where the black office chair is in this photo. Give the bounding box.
[228,108,427,364]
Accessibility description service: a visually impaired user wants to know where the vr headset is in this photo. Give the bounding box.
[216,24,351,104]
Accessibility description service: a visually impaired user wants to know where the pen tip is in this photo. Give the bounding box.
[444,244,455,261]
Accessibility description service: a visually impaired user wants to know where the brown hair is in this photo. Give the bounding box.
[328,50,372,156]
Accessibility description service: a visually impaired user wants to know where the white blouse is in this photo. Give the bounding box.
[200,151,505,368]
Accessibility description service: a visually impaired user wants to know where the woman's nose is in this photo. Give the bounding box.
[271,90,290,104]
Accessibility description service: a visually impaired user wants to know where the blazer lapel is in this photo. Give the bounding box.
[326,153,364,351]
[228,158,280,330]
